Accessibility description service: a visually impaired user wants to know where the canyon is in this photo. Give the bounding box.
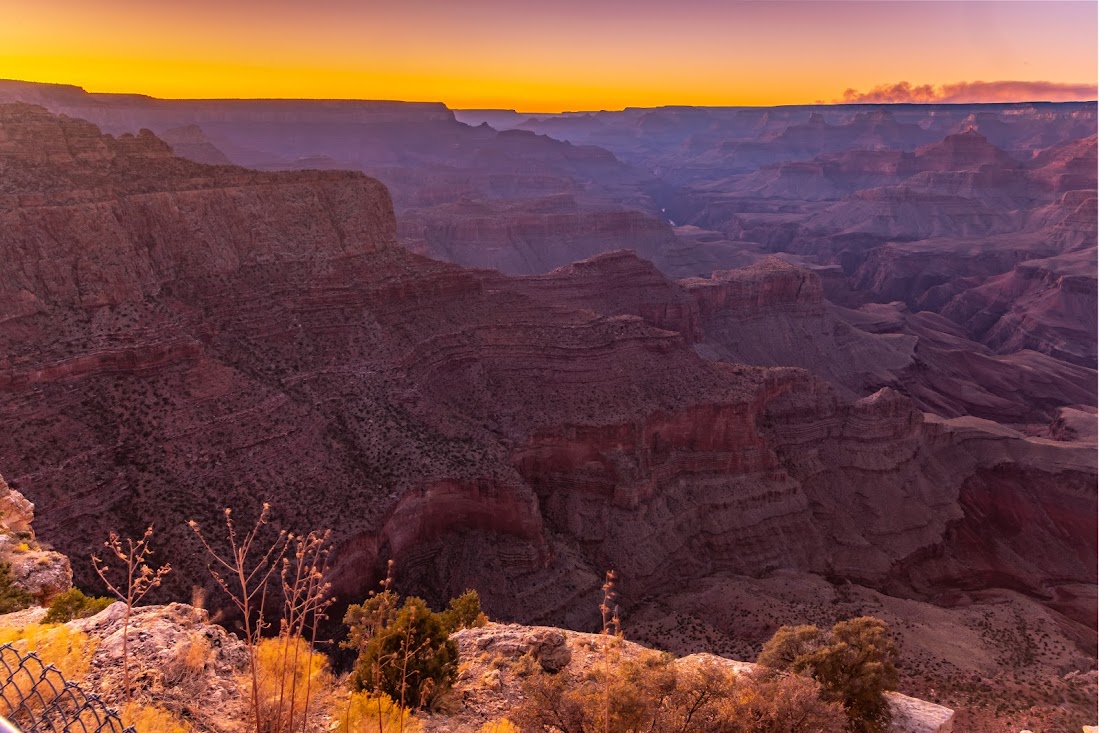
[0,88,1094,731]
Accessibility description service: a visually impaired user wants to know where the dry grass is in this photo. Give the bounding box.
[0,623,98,680]
[120,701,194,733]
[250,635,338,733]
[334,692,424,733]
[0,624,100,723]
[478,719,519,733]
[161,633,212,698]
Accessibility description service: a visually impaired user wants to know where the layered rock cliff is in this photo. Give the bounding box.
[399,195,680,275]
[940,248,1098,368]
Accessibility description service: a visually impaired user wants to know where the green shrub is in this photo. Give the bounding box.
[438,589,488,633]
[0,562,32,614]
[347,596,458,709]
[44,588,113,624]
[756,624,823,669]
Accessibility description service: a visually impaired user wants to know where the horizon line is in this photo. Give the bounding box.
[2,77,1097,116]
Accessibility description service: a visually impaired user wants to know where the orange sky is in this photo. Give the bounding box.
[1,0,1096,111]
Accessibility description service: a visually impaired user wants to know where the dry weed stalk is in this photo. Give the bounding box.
[598,570,622,733]
[91,526,171,702]
[188,502,288,733]
[272,529,335,733]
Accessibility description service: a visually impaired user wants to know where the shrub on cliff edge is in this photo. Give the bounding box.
[0,562,32,614]
[758,616,898,733]
[439,589,488,633]
[44,588,112,624]
[347,596,459,710]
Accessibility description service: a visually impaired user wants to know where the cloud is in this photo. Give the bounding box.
[841,80,1098,104]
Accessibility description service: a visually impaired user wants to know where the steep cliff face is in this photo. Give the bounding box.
[513,250,704,341]
[683,257,825,317]
[760,388,1096,602]
[913,129,1019,172]
[0,81,669,285]
[0,104,395,315]
[669,260,1095,423]
[399,195,680,275]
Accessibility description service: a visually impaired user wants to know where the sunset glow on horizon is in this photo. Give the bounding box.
[2,0,1096,112]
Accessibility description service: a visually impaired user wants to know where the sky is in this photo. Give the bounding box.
[1,0,1096,112]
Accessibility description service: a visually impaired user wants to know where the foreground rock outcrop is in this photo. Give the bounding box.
[430,623,954,733]
[73,602,251,732]
[2,601,957,733]
[0,473,71,602]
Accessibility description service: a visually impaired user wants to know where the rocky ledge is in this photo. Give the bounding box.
[427,622,954,733]
[0,473,71,602]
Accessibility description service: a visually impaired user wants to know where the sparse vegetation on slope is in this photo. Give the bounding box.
[0,622,98,681]
[515,650,848,733]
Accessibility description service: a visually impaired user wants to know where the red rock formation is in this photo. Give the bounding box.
[913,129,1019,172]
[512,250,704,341]
[1049,405,1098,443]
[399,195,680,275]
[682,257,825,317]
[0,80,667,284]
[941,248,1098,367]
[1027,134,1098,194]
[676,258,1095,424]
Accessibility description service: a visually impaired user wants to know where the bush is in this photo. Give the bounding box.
[758,616,898,733]
[722,671,847,732]
[0,562,32,614]
[514,652,845,733]
[755,624,823,669]
[478,720,519,733]
[334,692,423,733]
[44,588,113,624]
[515,652,668,732]
[439,589,488,633]
[348,596,458,710]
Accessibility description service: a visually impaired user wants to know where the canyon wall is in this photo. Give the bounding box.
[1,107,1093,632]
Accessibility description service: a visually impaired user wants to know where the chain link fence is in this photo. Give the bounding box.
[0,642,134,733]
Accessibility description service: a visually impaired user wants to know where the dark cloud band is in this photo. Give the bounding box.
[841,80,1097,104]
